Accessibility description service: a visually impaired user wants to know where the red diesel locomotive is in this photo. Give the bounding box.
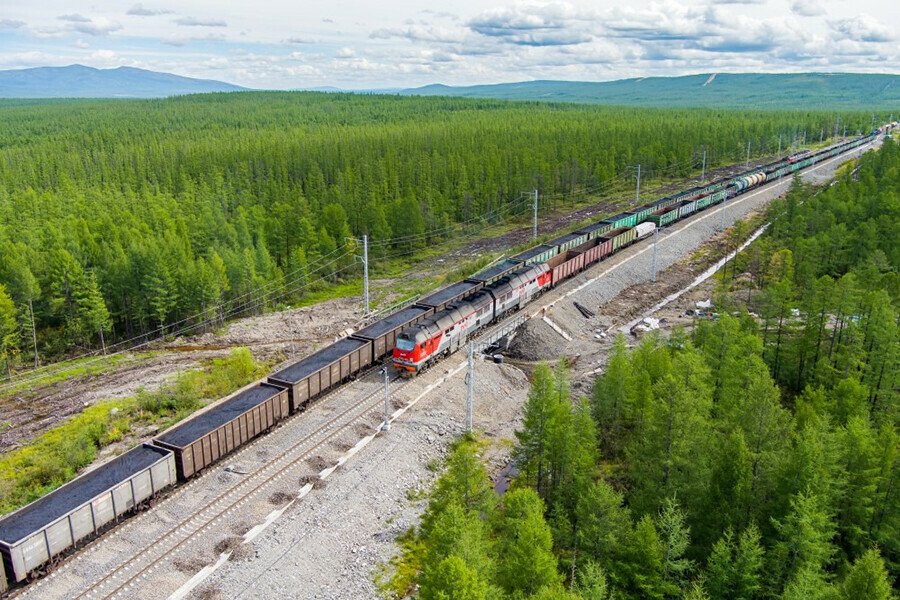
[394,265,551,373]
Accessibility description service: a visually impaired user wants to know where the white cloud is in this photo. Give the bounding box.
[830,14,894,42]
[174,17,227,28]
[127,4,174,17]
[791,0,826,17]
[58,14,91,23]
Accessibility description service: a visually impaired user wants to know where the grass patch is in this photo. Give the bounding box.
[0,348,268,514]
[0,353,156,399]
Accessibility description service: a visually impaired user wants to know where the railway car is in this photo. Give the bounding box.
[0,444,175,585]
[547,231,589,254]
[269,337,372,409]
[351,305,433,364]
[599,226,638,253]
[626,204,656,225]
[546,247,586,285]
[511,244,558,266]
[577,221,614,241]
[465,259,520,285]
[394,265,550,373]
[571,237,605,270]
[0,554,6,593]
[154,382,290,480]
[635,222,656,240]
[648,206,679,227]
[415,280,482,312]
[602,211,638,229]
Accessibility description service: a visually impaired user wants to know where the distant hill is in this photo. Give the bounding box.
[0,65,247,99]
[402,73,900,110]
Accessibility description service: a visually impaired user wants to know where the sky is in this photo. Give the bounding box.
[0,0,896,89]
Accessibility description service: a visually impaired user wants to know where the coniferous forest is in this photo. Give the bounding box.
[0,93,870,371]
[391,139,899,598]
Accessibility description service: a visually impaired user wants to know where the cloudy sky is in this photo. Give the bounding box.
[0,0,896,89]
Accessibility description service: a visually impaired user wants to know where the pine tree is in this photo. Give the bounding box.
[657,497,695,597]
[495,488,561,596]
[419,556,487,600]
[74,271,111,351]
[837,548,893,600]
[770,489,836,595]
[0,285,18,379]
[516,363,557,498]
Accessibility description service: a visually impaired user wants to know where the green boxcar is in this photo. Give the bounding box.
[626,204,655,224]
[600,226,638,252]
[648,207,678,227]
[577,221,614,240]
[602,211,638,229]
[707,189,728,205]
[695,195,713,210]
[548,232,589,253]
[511,244,559,265]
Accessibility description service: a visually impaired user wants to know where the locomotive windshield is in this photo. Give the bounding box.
[396,337,416,351]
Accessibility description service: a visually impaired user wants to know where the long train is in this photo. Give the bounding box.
[0,131,876,593]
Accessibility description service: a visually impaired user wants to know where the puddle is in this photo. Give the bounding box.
[493,461,519,497]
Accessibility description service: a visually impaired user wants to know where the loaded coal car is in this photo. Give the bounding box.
[415,280,483,312]
[351,305,433,364]
[510,244,558,266]
[602,211,638,230]
[547,232,589,254]
[465,259,520,285]
[599,226,638,254]
[626,203,656,225]
[154,382,290,480]
[576,221,613,241]
[648,205,679,227]
[0,444,175,586]
[268,337,372,410]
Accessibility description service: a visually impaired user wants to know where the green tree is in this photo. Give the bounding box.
[419,555,487,600]
[496,489,561,596]
[0,285,19,379]
[837,548,893,600]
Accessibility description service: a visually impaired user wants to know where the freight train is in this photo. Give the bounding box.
[0,132,876,593]
[391,134,874,374]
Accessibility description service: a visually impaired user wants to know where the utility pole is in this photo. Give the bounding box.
[802,130,806,147]
[745,141,750,169]
[635,164,641,204]
[289,309,295,359]
[362,234,369,315]
[721,192,728,231]
[843,125,847,138]
[820,128,824,143]
[532,189,538,241]
[465,341,474,433]
[777,134,781,157]
[650,227,659,282]
[381,365,390,432]
[835,115,840,140]
[700,150,707,184]
[348,235,370,315]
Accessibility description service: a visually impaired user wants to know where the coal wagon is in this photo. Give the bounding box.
[0,444,175,584]
[154,382,290,480]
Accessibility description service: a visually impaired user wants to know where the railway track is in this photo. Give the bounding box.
[30,372,410,600]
